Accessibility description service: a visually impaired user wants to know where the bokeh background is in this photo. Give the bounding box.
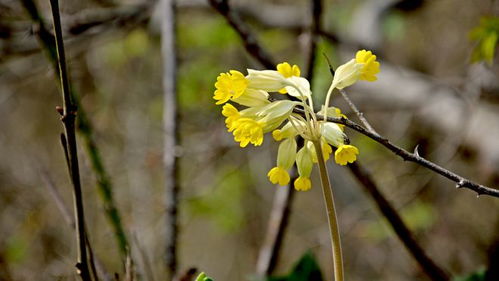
[1,0,499,280]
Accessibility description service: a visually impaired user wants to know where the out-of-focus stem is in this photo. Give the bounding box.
[313,141,344,281]
[160,0,179,279]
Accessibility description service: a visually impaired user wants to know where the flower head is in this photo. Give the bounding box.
[294,177,312,191]
[214,70,248,105]
[277,62,301,78]
[221,103,240,129]
[277,62,301,94]
[334,144,359,165]
[232,118,264,147]
[355,50,380,81]
[213,52,377,191]
[268,167,291,186]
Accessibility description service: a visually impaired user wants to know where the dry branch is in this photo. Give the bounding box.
[21,0,130,258]
[49,0,90,279]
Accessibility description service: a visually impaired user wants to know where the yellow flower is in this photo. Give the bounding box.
[321,140,333,161]
[214,70,248,105]
[355,50,380,81]
[277,62,301,78]
[232,118,264,147]
[308,139,332,163]
[222,103,240,130]
[277,62,301,94]
[267,166,290,186]
[294,176,311,191]
[334,144,359,165]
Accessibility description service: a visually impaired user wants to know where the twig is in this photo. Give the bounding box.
[348,162,450,281]
[40,167,111,281]
[132,234,156,281]
[304,0,322,81]
[256,184,295,275]
[208,0,275,69]
[40,168,74,227]
[338,89,378,135]
[49,1,90,280]
[294,107,499,197]
[160,0,179,279]
[327,62,450,280]
[21,0,130,258]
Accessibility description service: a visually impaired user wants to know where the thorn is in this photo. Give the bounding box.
[75,262,82,274]
[414,144,420,157]
[455,180,466,188]
[476,193,481,198]
[56,106,63,115]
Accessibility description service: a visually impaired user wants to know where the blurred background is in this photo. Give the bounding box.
[1,0,499,280]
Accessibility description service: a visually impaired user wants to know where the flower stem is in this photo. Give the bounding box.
[312,141,344,281]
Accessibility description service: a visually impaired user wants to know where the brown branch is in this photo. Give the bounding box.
[348,162,450,281]
[338,89,378,135]
[21,0,130,258]
[294,107,499,197]
[160,0,179,279]
[304,0,322,81]
[208,0,276,69]
[327,65,450,280]
[256,182,295,275]
[49,1,90,280]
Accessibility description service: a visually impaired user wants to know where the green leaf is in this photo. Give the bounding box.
[267,251,323,281]
[195,272,214,281]
[470,16,499,64]
[453,268,486,281]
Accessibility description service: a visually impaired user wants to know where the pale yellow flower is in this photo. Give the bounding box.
[334,145,359,165]
[213,70,248,105]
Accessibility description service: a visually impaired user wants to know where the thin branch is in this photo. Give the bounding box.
[304,0,322,81]
[256,183,295,275]
[160,0,179,279]
[294,107,499,197]
[21,0,130,258]
[327,62,450,280]
[208,0,275,69]
[348,162,450,281]
[49,1,90,280]
[39,167,111,281]
[338,89,378,135]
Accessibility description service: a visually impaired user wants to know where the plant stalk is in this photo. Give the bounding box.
[313,141,344,281]
[49,1,91,280]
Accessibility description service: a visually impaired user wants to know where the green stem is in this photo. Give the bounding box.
[312,141,344,281]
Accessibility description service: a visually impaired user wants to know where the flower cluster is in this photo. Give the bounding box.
[213,50,380,191]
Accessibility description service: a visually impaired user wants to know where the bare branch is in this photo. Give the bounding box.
[49,1,90,279]
[208,0,275,69]
[160,0,179,279]
[304,0,322,81]
[295,107,499,197]
[348,162,450,281]
[338,89,378,135]
[256,185,295,275]
[21,0,130,258]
